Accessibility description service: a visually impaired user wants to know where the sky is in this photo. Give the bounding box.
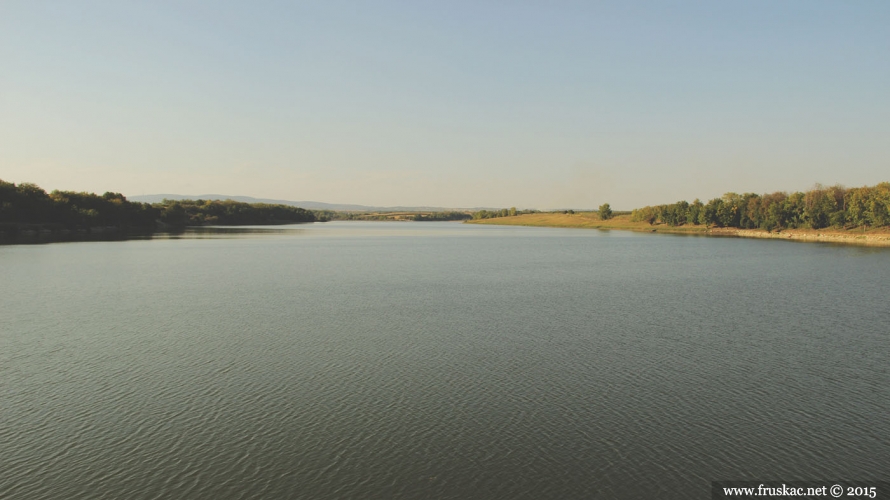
[1,1,888,209]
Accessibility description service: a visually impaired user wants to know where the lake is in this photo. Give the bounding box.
[2,221,888,499]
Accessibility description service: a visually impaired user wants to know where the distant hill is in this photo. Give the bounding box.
[127,194,490,212]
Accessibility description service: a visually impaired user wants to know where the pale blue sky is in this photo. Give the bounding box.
[1,1,888,209]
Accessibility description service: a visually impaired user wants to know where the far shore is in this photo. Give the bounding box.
[465,213,890,247]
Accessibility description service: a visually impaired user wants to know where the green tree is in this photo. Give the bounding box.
[598,203,613,220]
[760,192,787,231]
[687,199,704,225]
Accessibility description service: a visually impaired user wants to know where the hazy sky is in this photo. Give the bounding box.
[1,1,888,209]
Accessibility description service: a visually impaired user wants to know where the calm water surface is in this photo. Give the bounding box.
[2,222,888,499]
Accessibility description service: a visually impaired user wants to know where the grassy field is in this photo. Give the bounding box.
[466,212,709,233]
[465,212,890,246]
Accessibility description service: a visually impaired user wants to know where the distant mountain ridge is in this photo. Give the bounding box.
[128,194,490,212]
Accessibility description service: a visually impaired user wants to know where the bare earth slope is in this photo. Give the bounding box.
[466,213,890,247]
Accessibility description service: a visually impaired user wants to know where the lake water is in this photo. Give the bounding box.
[2,222,888,499]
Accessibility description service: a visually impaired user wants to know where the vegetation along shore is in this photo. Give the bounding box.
[467,183,890,247]
[0,179,319,240]
[4,179,890,246]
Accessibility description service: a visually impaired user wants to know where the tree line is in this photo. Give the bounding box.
[630,183,890,230]
[471,207,538,219]
[412,212,472,221]
[0,180,318,233]
[158,198,317,226]
[1,180,158,230]
[318,211,471,221]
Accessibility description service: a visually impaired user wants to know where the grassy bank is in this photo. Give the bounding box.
[465,213,890,247]
[466,213,709,233]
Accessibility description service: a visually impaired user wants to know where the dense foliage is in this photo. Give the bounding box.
[598,203,613,220]
[630,183,890,230]
[412,212,472,221]
[0,180,317,232]
[1,180,158,229]
[471,207,538,219]
[322,211,471,221]
[157,199,316,226]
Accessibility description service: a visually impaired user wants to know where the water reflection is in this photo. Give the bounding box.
[0,224,312,245]
[2,221,889,499]
[1,221,491,245]
[156,225,309,239]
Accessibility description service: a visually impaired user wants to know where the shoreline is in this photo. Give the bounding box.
[465,213,890,247]
[709,227,890,247]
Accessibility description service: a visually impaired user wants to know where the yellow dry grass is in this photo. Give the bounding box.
[465,212,890,246]
[465,213,708,233]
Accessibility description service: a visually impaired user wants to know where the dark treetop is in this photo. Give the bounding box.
[0,180,317,235]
